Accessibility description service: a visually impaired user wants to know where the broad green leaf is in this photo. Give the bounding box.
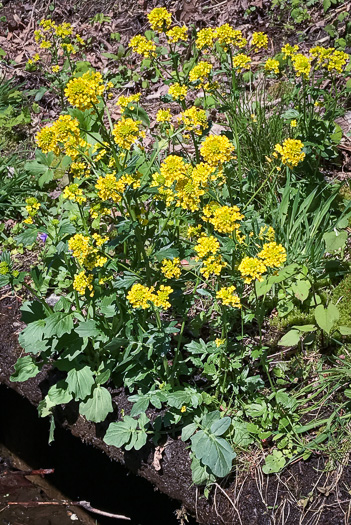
[191,430,236,478]
[291,279,311,302]
[10,355,40,382]
[314,303,339,334]
[66,366,94,400]
[323,231,348,252]
[292,324,316,332]
[210,417,231,436]
[19,320,46,349]
[262,450,286,474]
[75,319,100,338]
[181,423,198,442]
[79,386,113,423]
[46,312,74,338]
[278,329,300,347]
[104,416,138,448]
[339,326,351,336]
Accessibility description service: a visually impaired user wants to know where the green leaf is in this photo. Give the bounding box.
[339,326,351,336]
[292,324,316,332]
[75,319,100,338]
[66,366,94,400]
[314,303,339,334]
[190,455,215,485]
[79,386,113,423]
[46,312,74,338]
[181,423,198,442]
[291,279,311,302]
[19,320,46,349]
[323,0,332,12]
[255,278,272,298]
[323,231,348,252]
[278,329,300,347]
[10,355,40,382]
[210,417,231,436]
[15,227,39,247]
[191,430,236,478]
[262,450,286,474]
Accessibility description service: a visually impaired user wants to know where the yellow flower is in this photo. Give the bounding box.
[129,35,156,57]
[25,197,40,218]
[290,119,297,128]
[156,109,172,123]
[112,118,145,150]
[195,28,215,50]
[259,225,275,242]
[265,58,279,74]
[258,242,286,268]
[200,135,235,166]
[40,40,52,49]
[116,93,141,111]
[68,234,107,270]
[35,125,58,154]
[39,19,56,30]
[166,25,188,43]
[153,155,189,187]
[179,107,208,135]
[214,25,247,49]
[161,258,181,279]
[76,34,85,46]
[62,183,86,204]
[154,285,173,309]
[61,43,76,54]
[73,271,94,296]
[274,138,305,168]
[232,53,251,71]
[189,61,213,85]
[55,22,73,38]
[52,65,60,73]
[252,32,268,49]
[33,53,40,61]
[291,54,311,78]
[216,285,241,308]
[194,235,220,258]
[180,405,187,413]
[127,283,155,309]
[187,224,202,238]
[96,173,125,203]
[200,255,226,279]
[281,43,299,59]
[147,7,172,32]
[202,203,244,234]
[168,83,187,101]
[238,257,267,284]
[65,71,105,110]
[215,338,225,347]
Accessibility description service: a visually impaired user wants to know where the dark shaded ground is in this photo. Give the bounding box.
[1,294,351,524]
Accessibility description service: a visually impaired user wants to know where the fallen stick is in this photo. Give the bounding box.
[6,500,131,520]
[0,468,54,477]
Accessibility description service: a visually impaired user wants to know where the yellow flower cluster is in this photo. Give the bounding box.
[129,35,156,58]
[65,71,105,110]
[200,255,226,279]
[73,270,94,296]
[194,235,220,258]
[259,225,275,242]
[258,242,287,268]
[127,283,173,309]
[238,257,267,284]
[196,28,215,50]
[202,203,244,234]
[187,224,202,238]
[232,53,251,71]
[216,286,241,308]
[200,135,235,166]
[24,197,40,224]
[161,258,181,279]
[166,26,188,43]
[68,233,108,270]
[252,32,268,49]
[274,138,305,168]
[112,118,145,150]
[291,54,311,78]
[116,93,141,110]
[189,61,213,86]
[156,109,172,123]
[265,58,279,74]
[168,83,187,101]
[281,43,299,58]
[214,25,247,49]
[310,46,349,73]
[35,115,85,159]
[179,107,208,135]
[62,183,86,205]
[96,173,134,203]
[147,7,172,32]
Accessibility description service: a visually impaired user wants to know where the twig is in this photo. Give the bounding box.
[7,500,131,520]
[0,468,54,477]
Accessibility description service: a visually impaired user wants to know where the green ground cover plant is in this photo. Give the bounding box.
[1,10,351,490]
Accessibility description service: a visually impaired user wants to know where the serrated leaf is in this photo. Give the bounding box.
[79,386,113,423]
